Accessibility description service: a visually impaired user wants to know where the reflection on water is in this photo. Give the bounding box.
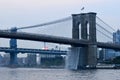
[0,68,120,80]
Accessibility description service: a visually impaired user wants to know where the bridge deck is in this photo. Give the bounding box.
[0,31,120,50]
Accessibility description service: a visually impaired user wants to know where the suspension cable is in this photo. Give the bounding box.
[96,29,113,40]
[17,16,72,30]
[2,16,71,31]
[96,16,115,31]
[96,23,113,35]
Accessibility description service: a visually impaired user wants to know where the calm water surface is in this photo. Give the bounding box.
[0,68,120,80]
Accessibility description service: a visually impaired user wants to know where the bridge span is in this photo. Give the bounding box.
[0,12,120,70]
[0,30,120,50]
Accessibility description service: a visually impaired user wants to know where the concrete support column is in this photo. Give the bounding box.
[66,47,87,69]
[70,14,87,69]
[87,45,97,68]
[10,52,18,65]
[66,47,81,70]
[72,15,79,39]
[9,27,18,66]
[74,13,88,69]
[79,14,88,68]
[78,48,87,69]
[81,14,88,39]
[87,12,97,68]
[88,13,97,42]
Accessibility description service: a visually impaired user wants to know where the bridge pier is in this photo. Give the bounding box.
[10,52,18,66]
[66,47,80,69]
[66,47,87,69]
[78,48,87,69]
[79,13,88,69]
[9,27,18,66]
[87,45,97,68]
[87,13,97,68]
[66,12,97,70]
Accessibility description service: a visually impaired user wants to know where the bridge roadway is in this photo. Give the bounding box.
[0,30,120,50]
[0,47,67,55]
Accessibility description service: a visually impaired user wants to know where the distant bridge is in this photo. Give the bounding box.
[0,47,67,55]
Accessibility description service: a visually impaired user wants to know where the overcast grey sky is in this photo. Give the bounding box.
[0,0,120,30]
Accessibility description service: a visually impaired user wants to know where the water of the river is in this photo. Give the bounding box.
[0,68,120,80]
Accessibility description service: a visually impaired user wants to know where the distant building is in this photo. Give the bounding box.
[17,57,27,66]
[113,30,120,57]
[0,54,3,65]
[113,30,120,44]
[2,54,10,65]
[98,49,104,62]
[38,54,56,65]
[98,30,120,61]
[104,49,115,60]
[38,54,65,67]
[27,54,37,66]
[98,49,115,61]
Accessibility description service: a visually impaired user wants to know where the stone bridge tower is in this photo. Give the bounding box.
[66,12,97,69]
